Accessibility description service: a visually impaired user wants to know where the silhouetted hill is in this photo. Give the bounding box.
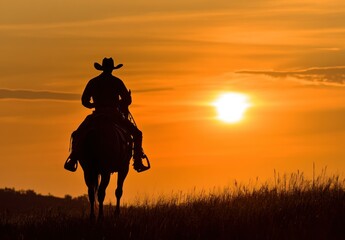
[1,172,345,239]
[0,188,88,215]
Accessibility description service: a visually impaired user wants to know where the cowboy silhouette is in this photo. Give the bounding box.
[66,57,149,172]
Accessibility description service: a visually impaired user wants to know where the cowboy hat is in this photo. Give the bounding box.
[94,57,123,71]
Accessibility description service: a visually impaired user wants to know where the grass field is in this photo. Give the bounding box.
[1,171,345,240]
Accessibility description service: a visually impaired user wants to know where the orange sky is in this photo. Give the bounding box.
[1,0,345,203]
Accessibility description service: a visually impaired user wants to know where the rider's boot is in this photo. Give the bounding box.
[64,131,79,172]
[64,152,78,172]
[133,149,149,172]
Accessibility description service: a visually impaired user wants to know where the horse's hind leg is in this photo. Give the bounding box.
[115,167,129,216]
[84,171,98,221]
[98,173,110,221]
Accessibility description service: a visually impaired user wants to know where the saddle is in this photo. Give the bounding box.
[64,109,150,173]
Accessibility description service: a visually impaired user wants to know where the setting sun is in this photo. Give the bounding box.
[213,93,251,123]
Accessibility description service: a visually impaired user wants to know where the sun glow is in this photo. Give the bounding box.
[213,93,251,123]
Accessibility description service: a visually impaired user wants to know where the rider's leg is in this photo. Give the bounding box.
[132,127,143,158]
[122,120,149,172]
[68,114,94,161]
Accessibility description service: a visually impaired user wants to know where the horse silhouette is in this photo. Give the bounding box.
[78,113,133,219]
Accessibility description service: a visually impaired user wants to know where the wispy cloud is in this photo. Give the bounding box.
[237,66,345,85]
[134,87,173,93]
[0,88,173,101]
[0,89,79,101]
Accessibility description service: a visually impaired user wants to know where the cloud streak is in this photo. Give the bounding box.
[0,89,79,101]
[0,88,173,101]
[237,66,345,85]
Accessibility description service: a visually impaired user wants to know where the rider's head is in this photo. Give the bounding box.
[94,57,123,74]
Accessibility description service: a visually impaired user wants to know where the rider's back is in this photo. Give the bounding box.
[82,72,130,111]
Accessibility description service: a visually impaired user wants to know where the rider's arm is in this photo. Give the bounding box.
[81,81,95,109]
[119,81,132,106]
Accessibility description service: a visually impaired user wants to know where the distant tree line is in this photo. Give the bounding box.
[0,188,89,215]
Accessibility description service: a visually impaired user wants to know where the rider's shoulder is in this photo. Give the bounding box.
[87,77,99,86]
[109,75,122,81]
[109,75,125,86]
[88,73,107,83]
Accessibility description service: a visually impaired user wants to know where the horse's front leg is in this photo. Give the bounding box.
[115,167,129,216]
[98,173,111,221]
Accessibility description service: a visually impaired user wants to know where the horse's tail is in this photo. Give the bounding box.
[99,121,132,164]
[79,117,133,173]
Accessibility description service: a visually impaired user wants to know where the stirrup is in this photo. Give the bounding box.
[134,154,151,173]
[64,157,78,172]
